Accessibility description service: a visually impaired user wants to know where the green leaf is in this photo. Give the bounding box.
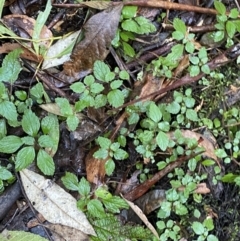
[15,146,35,170]
[189,65,200,77]
[186,109,198,121]
[201,64,210,74]
[94,148,109,159]
[87,199,105,218]
[93,60,111,81]
[185,41,195,53]
[207,234,218,241]
[110,80,123,90]
[21,136,35,146]
[148,102,162,122]
[192,221,205,235]
[213,31,225,42]
[102,196,128,213]
[107,89,124,108]
[0,166,13,180]
[215,148,227,158]
[15,90,27,101]
[226,21,236,38]
[119,70,130,80]
[122,41,135,57]
[30,83,44,101]
[0,136,23,153]
[122,6,137,19]
[156,131,169,151]
[84,75,95,86]
[94,94,107,108]
[0,100,18,122]
[214,0,226,15]
[0,230,48,241]
[0,49,22,83]
[121,19,139,32]
[113,149,128,160]
[95,187,112,200]
[38,135,55,148]
[32,0,52,55]
[37,149,55,175]
[66,115,79,131]
[78,177,90,196]
[70,82,86,93]
[166,101,180,114]
[229,8,239,19]
[97,136,111,149]
[173,18,186,34]
[41,114,59,156]
[134,16,156,34]
[172,31,185,40]
[90,83,104,94]
[22,110,40,136]
[105,159,115,176]
[55,97,73,116]
[204,218,214,231]
[61,172,79,191]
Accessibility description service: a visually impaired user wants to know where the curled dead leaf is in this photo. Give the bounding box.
[62,4,123,81]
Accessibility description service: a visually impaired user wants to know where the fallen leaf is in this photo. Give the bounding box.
[122,195,160,239]
[0,230,48,241]
[85,147,107,185]
[20,169,96,236]
[169,130,218,162]
[61,3,123,82]
[0,43,42,62]
[45,223,89,241]
[42,30,81,69]
[3,14,52,49]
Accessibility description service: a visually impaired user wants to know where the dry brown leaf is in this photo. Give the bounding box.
[85,147,107,185]
[122,195,160,239]
[45,223,89,241]
[2,14,52,49]
[62,3,123,81]
[20,169,96,236]
[0,43,42,62]
[169,130,218,163]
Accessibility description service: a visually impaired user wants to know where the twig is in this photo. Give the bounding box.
[123,151,204,201]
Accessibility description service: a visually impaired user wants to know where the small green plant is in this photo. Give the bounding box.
[93,136,129,175]
[213,0,240,48]
[61,172,153,241]
[112,6,156,57]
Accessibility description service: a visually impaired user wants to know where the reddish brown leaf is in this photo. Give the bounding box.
[62,4,123,81]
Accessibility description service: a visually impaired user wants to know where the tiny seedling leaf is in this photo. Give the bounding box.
[107,89,124,107]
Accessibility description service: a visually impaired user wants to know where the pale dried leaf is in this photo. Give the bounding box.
[20,169,96,236]
[122,196,159,239]
[42,30,80,69]
[62,3,123,81]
